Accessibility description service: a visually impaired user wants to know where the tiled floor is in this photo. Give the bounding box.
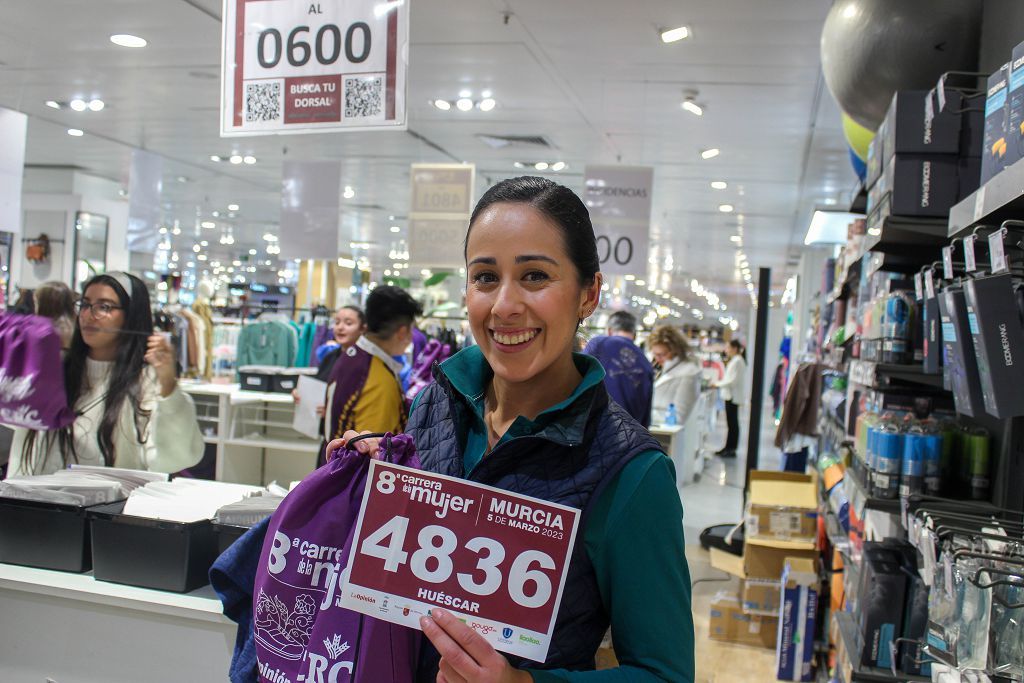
[682,404,784,682]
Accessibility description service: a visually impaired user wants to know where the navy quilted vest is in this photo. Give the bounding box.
[406,366,664,677]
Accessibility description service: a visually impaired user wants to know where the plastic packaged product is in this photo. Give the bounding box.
[954,560,991,671]
[991,578,1024,678]
[900,429,927,498]
[962,428,991,500]
[874,423,904,500]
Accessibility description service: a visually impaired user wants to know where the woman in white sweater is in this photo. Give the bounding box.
[7,272,204,477]
[649,324,702,427]
[712,339,748,457]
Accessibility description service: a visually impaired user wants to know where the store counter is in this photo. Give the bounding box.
[650,388,718,486]
[0,562,234,682]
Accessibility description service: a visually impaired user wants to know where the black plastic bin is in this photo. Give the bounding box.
[0,497,114,572]
[213,522,249,555]
[88,501,218,593]
[239,370,273,392]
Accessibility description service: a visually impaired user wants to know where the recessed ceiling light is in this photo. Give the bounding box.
[390,226,401,233]
[243,155,256,164]
[478,98,496,112]
[719,204,734,213]
[711,181,728,190]
[210,155,222,162]
[201,221,216,229]
[343,186,355,199]
[229,155,243,164]
[701,148,720,160]
[458,89,472,99]
[200,240,209,247]
[456,98,473,112]
[177,176,189,183]
[67,128,84,137]
[69,99,87,112]
[551,161,566,171]
[432,99,451,111]
[249,249,258,256]
[212,211,220,218]
[681,100,703,116]
[227,203,239,211]
[513,162,525,169]
[660,26,690,43]
[730,235,742,243]
[45,100,60,109]
[88,99,105,111]
[534,161,549,171]
[263,233,278,242]
[110,34,147,48]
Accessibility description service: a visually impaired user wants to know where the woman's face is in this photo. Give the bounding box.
[333,308,364,348]
[650,343,674,367]
[725,344,736,359]
[78,283,125,353]
[466,203,600,385]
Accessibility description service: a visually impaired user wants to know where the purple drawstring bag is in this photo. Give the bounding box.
[253,433,421,682]
[404,340,451,406]
[0,314,75,430]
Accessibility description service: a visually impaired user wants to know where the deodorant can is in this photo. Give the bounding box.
[964,430,991,501]
[901,432,926,497]
[875,427,904,500]
[923,434,943,496]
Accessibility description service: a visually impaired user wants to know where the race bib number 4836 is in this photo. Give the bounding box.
[338,461,580,662]
[221,0,408,136]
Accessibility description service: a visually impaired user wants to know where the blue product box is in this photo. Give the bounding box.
[776,557,819,682]
[981,63,1010,186]
[1007,42,1024,167]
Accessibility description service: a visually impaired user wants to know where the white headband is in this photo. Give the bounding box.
[106,271,134,302]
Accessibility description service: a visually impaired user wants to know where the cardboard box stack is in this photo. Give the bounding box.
[709,471,820,661]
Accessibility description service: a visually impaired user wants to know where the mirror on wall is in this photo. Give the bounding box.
[72,211,108,291]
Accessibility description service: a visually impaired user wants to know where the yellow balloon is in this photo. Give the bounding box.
[842,112,876,162]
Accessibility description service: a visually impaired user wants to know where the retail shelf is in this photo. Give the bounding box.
[834,611,928,683]
[848,360,947,391]
[864,216,949,255]
[949,156,1024,239]
[844,466,902,515]
[850,185,868,214]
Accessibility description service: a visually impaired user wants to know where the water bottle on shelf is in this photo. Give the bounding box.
[665,403,678,426]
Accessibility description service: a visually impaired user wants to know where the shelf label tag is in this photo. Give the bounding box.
[974,185,987,221]
[964,235,977,272]
[990,228,1008,273]
[942,246,954,279]
[925,269,936,299]
[914,272,924,301]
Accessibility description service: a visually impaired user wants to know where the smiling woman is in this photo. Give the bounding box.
[338,176,695,682]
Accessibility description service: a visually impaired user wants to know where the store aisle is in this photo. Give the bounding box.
[683,402,783,682]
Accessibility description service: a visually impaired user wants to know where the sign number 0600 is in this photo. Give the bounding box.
[359,515,556,609]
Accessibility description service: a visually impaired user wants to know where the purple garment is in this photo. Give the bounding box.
[404,339,451,406]
[253,433,421,682]
[582,336,654,428]
[310,325,333,365]
[412,327,427,366]
[0,314,75,430]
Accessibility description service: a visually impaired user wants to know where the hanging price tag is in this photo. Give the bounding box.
[914,273,924,301]
[936,76,947,113]
[964,235,977,272]
[339,461,580,662]
[974,185,987,221]
[924,87,935,124]
[942,246,954,280]
[990,228,1009,273]
[925,269,936,299]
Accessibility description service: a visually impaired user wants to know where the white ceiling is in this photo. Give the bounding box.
[0,0,855,318]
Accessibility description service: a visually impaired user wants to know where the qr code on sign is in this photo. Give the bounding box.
[245,81,281,123]
[344,76,383,119]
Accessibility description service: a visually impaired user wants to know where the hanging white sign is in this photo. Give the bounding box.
[582,166,653,277]
[0,108,27,235]
[408,164,474,269]
[221,0,409,136]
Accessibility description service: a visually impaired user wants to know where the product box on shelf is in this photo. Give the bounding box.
[939,286,987,417]
[866,154,960,218]
[982,63,1011,186]
[882,90,962,159]
[87,501,219,593]
[776,558,819,682]
[964,272,1024,417]
[857,543,908,669]
[1007,41,1024,168]
[709,592,779,649]
[0,497,117,573]
[745,471,819,544]
[866,120,885,189]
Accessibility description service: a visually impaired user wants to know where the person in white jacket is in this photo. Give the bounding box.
[712,339,747,457]
[648,324,702,427]
[6,272,204,477]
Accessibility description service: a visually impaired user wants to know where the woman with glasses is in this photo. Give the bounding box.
[6,272,204,476]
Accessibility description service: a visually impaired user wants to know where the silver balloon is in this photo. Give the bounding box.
[821,0,981,130]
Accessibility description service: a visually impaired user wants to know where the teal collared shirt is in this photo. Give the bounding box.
[418,346,695,683]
